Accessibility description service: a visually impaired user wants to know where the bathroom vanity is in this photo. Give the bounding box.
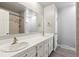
[0,33,54,57]
[0,2,58,57]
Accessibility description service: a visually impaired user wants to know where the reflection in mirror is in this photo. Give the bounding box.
[0,2,44,37]
[24,9,38,34]
[9,12,24,34]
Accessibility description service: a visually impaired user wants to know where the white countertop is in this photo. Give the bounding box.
[0,33,54,57]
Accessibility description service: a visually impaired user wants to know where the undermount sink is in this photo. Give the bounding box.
[0,42,28,52]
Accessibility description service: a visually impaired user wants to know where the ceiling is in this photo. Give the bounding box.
[39,2,75,9]
[0,2,25,13]
[0,2,75,13]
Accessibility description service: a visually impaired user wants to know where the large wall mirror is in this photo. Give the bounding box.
[0,2,43,37]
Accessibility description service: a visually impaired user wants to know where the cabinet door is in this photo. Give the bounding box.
[48,37,53,55]
[43,40,49,57]
[54,34,58,50]
[37,42,44,57]
[37,40,49,57]
[25,46,36,57]
[44,5,56,33]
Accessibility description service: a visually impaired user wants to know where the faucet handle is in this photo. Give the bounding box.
[11,37,17,45]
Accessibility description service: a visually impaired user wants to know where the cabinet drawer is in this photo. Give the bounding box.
[37,39,49,57]
[37,41,44,48]
[13,46,36,57]
[37,42,44,57]
[43,42,49,57]
[26,47,36,57]
[13,51,27,57]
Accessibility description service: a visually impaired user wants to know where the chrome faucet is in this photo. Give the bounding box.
[11,37,18,45]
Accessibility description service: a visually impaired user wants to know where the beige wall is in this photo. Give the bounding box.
[9,11,25,34]
[9,14,20,34]
[19,16,24,33]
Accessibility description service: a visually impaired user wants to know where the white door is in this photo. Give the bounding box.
[0,9,9,36]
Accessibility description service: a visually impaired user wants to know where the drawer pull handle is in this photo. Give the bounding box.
[24,54,27,57]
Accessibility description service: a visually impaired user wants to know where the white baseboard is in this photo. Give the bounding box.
[58,44,76,51]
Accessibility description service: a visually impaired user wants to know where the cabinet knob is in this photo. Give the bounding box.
[6,33,9,35]
[24,54,27,57]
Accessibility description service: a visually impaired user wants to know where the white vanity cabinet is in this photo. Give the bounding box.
[36,39,49,57]
[13,46,36,57]
[12,35,54,57]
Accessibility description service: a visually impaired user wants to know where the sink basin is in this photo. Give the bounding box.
[0,42,28,52]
